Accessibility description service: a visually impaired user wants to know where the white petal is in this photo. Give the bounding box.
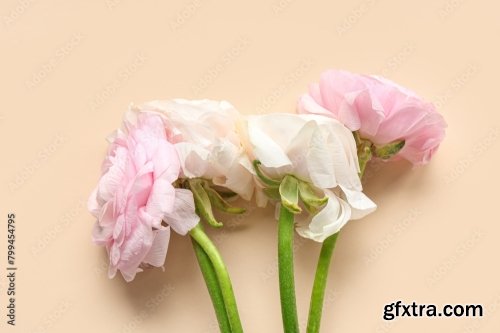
[210,141,254,199]
[164,189,200,235]
[296,190,351,242]
[340,186,377,220]
[248,117,292,168]
[285,120,316,182]
[306,123,337,188]
[175,142,210,178]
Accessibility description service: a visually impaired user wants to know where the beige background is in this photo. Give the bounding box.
[1,1,499,332]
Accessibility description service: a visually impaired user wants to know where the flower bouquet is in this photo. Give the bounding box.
[88,70,446,332]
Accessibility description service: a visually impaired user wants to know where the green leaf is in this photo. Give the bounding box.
[373,140,405,160]
[217,190,238,199]
[298,181,328,213]
[188,179,222,228]
[203,184,246,215]
[253,160,281,188]
[279,175,302,214]
[263,187,281,200]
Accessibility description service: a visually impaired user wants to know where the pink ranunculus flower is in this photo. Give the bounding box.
[299,70,447,165]
[88,111,199,282]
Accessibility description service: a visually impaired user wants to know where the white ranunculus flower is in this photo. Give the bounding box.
[131,99,255,201]
[242,113,376,242]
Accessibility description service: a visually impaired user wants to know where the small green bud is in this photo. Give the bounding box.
[297,181,328,213]
[188,179,222,228]
[279,175,302,214]
[263,187,281,200]
[203,183,246,215]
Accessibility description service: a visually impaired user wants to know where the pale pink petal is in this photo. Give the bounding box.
[300,69,446,165]
[146,179,176,227]
[164,189,200,235]
[89,110,182,282]
[143,227,171,268]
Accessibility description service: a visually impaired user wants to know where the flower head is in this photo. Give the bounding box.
[299,70,447,165]
[88,111,199,282]
[242,113,376,242]
[133,99,256,201]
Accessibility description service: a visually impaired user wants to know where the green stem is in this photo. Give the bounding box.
[306,161,369,333]
[278,205,300,333]
[190,224,243,333]
[306,233,339,333]
[191,237,232,333]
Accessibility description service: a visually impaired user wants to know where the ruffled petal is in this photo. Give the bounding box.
[340,186,377,220]
[296,190,351,242]
[143,227,171,268]
[164,189,200,235]
[247,116,292,168]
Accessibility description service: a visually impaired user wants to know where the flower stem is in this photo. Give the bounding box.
[306,233,339,333]
[278,205,300,333]
[191,237,232,333]
[306,160,368,333]
[190,224,243,333]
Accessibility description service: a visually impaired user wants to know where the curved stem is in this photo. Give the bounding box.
[190,224,243,333]
[278,205,300,333]
[306,233,339,333]
[306,160,368,333]
[191,238,232,333]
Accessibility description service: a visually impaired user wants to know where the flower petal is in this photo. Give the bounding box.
[164,189,200,235]
[143,227,171,268]
[296,190,351,242]
[340,186,377,220]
